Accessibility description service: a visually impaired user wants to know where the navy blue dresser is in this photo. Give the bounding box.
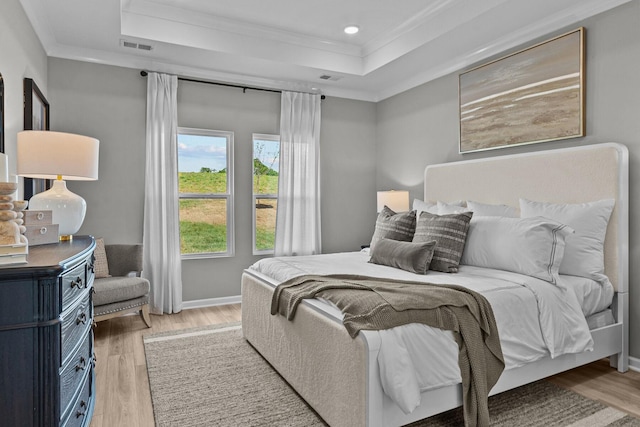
[0,236,96,427]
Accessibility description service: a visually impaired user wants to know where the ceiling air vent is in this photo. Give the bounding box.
[120,40,154,51]
[319,74,342,82]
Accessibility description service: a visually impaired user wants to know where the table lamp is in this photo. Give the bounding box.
[17,131,99,241]
[377,190,409,213]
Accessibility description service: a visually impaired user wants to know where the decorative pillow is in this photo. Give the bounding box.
[460,216,574,285]
[412,211,473,273]
[369,238,437,274]
[466,200,518,217]
[369,206,417,251]
[519,198,615,285]
[94,238,111,278]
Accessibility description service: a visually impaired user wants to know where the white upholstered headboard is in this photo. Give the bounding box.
[424,143,629,293]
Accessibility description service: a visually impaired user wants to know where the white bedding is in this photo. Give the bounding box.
[249,251,607,414]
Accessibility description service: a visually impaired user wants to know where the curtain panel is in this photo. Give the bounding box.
[274,91,322,256]
[142,72,183,314]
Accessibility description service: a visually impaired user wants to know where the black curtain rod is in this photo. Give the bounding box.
[140,70,325,99]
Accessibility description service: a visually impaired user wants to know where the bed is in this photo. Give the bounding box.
[241,142,629,427]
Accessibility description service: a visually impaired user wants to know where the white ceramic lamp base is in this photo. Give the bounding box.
[28,179,87,239]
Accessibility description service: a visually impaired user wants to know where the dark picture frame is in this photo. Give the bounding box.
[23,78,50,200]
[459,27,585,153]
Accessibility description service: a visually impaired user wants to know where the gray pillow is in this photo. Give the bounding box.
[369,238,437,274]
[413,211,473,273]
[369,206,416,250]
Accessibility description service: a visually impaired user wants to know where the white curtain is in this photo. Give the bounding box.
[142,72,183,314]
[274,91,322,256]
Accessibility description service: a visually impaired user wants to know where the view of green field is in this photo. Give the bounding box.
[179,169,278,254]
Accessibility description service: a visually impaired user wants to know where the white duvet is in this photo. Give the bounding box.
[249,251,601,414]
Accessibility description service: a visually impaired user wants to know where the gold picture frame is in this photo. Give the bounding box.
[459,28,585,154]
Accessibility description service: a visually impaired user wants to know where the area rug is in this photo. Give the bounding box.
[144,323,639,427]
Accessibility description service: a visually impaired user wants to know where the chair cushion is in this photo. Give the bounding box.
[93,276,150,306]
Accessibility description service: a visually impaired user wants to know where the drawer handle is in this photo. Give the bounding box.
[76,312,87,325]
[75,400,87,418]
[39,227,47,235]
[75,357,86,372]
[71,276,84,289]
[37,212,45,220]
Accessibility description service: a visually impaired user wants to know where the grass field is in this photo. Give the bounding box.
[179,171,278,254]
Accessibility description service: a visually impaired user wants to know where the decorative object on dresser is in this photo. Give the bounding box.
[0,235,96,427]
[23,209,60,246]
[0,181,28,264]
[16,130,99,241]
[92,240,151,328]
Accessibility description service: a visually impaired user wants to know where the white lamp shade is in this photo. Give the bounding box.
[16,130,99,238]
[29,180,87,236]
[17,131,99,180]
[377,190,409,212]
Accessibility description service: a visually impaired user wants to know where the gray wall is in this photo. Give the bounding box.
[47,58,377,302]
[0,0,48,188]
[376,1,640,359]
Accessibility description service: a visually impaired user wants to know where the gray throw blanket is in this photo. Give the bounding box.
[271,274,505,427]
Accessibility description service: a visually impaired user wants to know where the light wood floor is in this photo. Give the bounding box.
[90,304,640,426]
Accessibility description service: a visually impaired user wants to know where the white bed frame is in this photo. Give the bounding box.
[241,143,629,427]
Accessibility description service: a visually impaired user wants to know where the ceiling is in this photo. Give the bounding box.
[20,0,630,102]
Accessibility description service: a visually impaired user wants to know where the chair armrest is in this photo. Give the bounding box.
[104,244,144,277]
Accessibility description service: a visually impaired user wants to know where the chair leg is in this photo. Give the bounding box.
[140,304,152,328]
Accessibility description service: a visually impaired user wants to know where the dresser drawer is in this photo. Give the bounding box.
[61,367,93,427]
[60,330,93,418]
[61,255,92,311]
[60,294,92,366]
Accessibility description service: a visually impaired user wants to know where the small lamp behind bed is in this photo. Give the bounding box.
[377,190,409,212]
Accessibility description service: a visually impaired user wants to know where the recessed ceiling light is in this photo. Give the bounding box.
[344,25,359,35]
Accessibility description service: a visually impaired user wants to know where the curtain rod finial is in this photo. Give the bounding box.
[140,70,148,77]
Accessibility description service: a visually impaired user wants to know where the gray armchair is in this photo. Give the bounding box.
[93,244,151,328]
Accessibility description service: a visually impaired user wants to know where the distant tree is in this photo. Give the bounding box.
[199,167,213,173]
[254,142,279,192]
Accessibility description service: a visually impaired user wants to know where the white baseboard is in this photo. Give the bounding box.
[181,295,241,310]
[629,355,640,372]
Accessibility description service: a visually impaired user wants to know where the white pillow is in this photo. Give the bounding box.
[519,198,615,285]
[436,200,469,214]
[466,200,518,217]
[412,199,437,218]
[460,216,574,285]
[413,199,467,217]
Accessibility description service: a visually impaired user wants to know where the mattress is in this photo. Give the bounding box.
[249,251,611,413]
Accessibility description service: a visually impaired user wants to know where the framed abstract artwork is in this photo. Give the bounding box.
[459,28,584,153]
[23,78,50,199]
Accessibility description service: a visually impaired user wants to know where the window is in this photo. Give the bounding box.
[177,128,234,257]
[253,133,280,254]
